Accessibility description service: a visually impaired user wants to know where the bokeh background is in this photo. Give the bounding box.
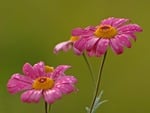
[0,0,148,113]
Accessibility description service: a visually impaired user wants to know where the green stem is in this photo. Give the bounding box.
[82,52,95,84]
[49,104,51,113]
[45,102,48,113]
[89,51,108,113]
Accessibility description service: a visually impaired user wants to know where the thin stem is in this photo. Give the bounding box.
[49,104,51,113]
[45,102,48,113]
[89,51,108,113]
[82,52,95,84]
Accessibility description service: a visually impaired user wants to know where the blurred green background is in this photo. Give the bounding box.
[0,0,148,113]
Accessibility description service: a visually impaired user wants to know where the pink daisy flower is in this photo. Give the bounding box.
[53,26,95,55]
[74,17,143,57]
[7,62,77,104]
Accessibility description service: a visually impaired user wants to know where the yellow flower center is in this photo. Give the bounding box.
[32,77,54,90]
[44,66,54,73]
[94,25,117,39]
[70,36,79,42]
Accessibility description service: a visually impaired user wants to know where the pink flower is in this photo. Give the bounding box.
[7,62,77,104]
[53,27,95,55]
[74,17,143,57]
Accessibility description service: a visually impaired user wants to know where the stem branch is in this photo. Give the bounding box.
[82,52,95,84]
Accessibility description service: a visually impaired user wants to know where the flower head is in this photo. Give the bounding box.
[74,17,143,56]
[7,62,77,104]
[53,27,95,55]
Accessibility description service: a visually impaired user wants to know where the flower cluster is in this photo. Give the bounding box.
[54,17,142,57]
[7,17,142,113]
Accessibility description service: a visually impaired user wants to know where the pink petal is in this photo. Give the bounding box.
[112,18,129,28]
[33,61,45,77]
[83,26,96,36]
[110,38,124,54]
[74,36,91,55]
[51,88,63,99]
[101,17,129,28]
[116,34,132,48]
[53,41,72,54]
[23,63,36,79]
[73,47,83,55]
[85,26,96,31]
[86,41,97,57]
[118,24,142,33]
[21,90,42,103]
[101,17,115,25]
[73,38,86,53]
[7,74,32,94]
[96,39,109,57]
[43,89,62,104]
[71,28,85,36]
[55,83,75,94]
[52,65,71,79]
[71,26,95,37]
[87,49,96,57]
[85,36,99,51]
[55,76,77,84]
[118,32,137,41]
[128,33,137,41]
